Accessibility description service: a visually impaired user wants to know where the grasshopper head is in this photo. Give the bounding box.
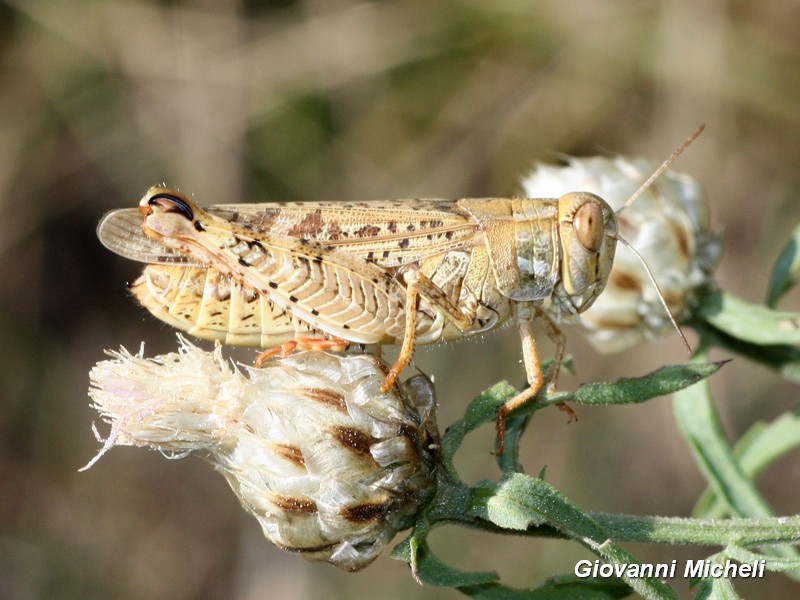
[553,192,617,316]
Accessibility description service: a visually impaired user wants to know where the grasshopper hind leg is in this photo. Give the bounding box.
[381,281,419,393]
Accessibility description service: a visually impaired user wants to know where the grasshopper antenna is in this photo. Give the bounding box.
[617,237,692,354]
[617,124,705,216]
[614,125,705,355]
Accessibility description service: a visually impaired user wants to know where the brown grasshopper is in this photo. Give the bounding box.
[98,129,700,452]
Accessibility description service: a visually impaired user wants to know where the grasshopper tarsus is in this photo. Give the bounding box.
[254,337,349,367]
[493,409,508,457]
[556,402,578,423]
[380,368,401,393]
[493,383,540,457]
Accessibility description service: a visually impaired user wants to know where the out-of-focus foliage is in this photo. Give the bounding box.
[2,1,800,599]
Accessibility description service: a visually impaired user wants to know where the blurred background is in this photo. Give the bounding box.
[1,1,799,598]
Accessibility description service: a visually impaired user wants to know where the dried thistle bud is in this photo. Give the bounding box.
[522,156,723,352]
[86,338,438,571]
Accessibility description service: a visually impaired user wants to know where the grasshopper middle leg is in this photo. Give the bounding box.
[382,268,475,392]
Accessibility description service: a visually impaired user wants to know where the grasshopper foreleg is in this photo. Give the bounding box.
[495,307,568,455]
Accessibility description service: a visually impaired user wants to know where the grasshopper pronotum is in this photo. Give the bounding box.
[98,128,701,452]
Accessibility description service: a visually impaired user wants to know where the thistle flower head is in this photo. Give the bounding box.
[87,338,438,571]
[522,156,723,352]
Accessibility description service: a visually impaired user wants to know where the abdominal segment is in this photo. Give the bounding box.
[130,264,324,347]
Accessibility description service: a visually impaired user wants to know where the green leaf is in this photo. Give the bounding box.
[689,551,739,600]
[590,513,800,546]
[693,576,738,600]
[673,349,800,579]
[391,523,498,587]
[672,350,774,518]
[469,474,678,600]
[693,321,800,383]
[470,475,605,537]
[694,407,800,518]
[724,545,800,573]
[396,541,499,587]
[559,361,725,407]
[699,291,800,345]
[767,224,800,308]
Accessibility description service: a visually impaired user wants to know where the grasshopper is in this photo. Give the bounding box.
[98,129,700,452]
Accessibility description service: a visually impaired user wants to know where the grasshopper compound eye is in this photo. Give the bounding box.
[573,201,605,253]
